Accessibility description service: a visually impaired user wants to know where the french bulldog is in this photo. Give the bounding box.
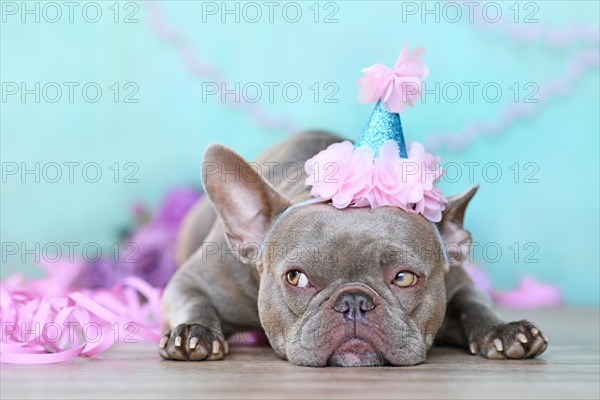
[159,131,548,367]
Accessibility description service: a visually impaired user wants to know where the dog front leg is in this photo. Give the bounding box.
[436,265,549,359]
[159,272,228,361]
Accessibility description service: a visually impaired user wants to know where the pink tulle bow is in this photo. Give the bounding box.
[357,42,429,113]
[305,140,447,222]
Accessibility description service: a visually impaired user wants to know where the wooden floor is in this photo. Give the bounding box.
[2,307,599,400]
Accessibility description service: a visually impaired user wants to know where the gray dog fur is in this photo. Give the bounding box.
[159,132,548,367]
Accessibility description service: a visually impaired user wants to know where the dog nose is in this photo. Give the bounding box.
[333,291,375,320]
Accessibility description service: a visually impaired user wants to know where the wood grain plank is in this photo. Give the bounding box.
[2,307,599,400]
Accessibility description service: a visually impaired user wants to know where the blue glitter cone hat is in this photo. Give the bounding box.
[355,100,407,158]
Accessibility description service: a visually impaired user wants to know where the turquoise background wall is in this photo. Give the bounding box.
[1,1,599,303]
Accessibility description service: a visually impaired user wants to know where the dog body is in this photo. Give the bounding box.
[160,132,548,366]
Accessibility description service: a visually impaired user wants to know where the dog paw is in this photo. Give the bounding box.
[469,320,549,359]
[158,324,228,361]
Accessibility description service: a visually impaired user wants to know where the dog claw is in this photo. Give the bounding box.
[224,341,229,354]
[212,340,221,354]
[540,332,549,343]
[468,342,478,355]
[530,327,539,336]
[159,324,226,361]
[493,338,503,352]
[159,336,168,349]
[517,333,528,344]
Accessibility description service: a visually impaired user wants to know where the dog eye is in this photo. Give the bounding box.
[393,271,418,288]
[286,270,309,288]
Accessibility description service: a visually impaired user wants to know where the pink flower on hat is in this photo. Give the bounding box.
[304,140,447,222]
[305,141,374,209]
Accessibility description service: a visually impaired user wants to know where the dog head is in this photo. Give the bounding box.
[202,143,477,367]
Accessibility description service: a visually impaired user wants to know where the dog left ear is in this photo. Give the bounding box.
[202,143,290,265]
[437,184,479,267]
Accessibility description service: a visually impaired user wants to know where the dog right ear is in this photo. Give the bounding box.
[437,184,479,267]
[201,144,290,265]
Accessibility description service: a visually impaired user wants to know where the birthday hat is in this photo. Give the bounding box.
[304,43,447,222]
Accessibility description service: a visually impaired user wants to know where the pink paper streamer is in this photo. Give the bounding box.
[0,276,162,364]
[464,262,562,308]
[228,330,270,346]
[492,276,562,309]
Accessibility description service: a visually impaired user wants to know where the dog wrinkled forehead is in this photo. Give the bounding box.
[262,201,447,272]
